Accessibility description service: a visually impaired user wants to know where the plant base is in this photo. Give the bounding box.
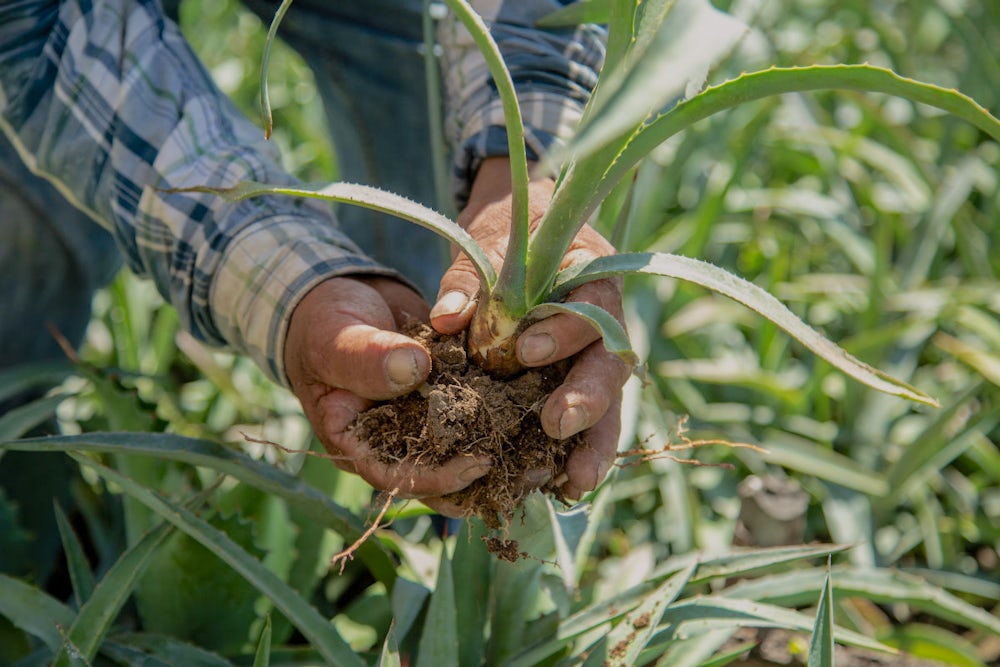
[353,324,581,530]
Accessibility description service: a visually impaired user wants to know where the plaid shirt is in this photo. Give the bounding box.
[0,0,604,386]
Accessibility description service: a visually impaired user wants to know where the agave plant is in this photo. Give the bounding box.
[188,0,1000,412]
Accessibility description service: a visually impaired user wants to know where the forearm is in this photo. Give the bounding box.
[0,0,392,384]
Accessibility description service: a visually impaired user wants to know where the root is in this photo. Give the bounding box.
[239,432,354,464]
[617,416,767,469]
[329,487,399,575]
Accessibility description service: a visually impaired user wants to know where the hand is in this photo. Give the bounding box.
[429,158,630,501]
[284,276,491,500]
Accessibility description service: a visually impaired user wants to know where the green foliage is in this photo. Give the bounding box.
[135,511,263,652]
[1,0,998,664]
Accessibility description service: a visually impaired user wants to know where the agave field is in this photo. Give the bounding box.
[2,0,999,665]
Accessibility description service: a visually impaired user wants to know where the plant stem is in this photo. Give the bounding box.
[443,0,530,313]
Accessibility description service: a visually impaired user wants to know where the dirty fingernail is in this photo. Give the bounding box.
[559,405,589,439]
[520,333,556,364]
[459,462,491,482]
[431,290,470,319]
[386,348,419,389]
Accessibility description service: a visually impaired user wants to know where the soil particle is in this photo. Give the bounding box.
[353,325,583,533]
[481,536,524,563]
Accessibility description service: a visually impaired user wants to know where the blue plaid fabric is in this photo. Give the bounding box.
[0,0,605,385]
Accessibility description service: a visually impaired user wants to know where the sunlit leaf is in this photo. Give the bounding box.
[170,180,496,290]
[563,0,747,161]
[724,567,1000,637]
[600,562,697,666]
[808,563,836,667]
[552,253,938,405]
[528,302,639,368]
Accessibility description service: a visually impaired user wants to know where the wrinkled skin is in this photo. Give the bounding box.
[284,158,629,515]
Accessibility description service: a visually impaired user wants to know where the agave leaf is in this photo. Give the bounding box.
[755,430,889,496]
[651,629,749,667]
[724,567,1000,638]
[172,181,496,290]
[0,432,396,585]
[879,624,988,667]
[441,0,530,309]
[378,621,402,667]
[0,394,67,440]
[389,577,430,651]
[70,454,365,667]
[656,597,889,654]
[528,302,640,368]
[102,634,235,667]
[416,545,459,667]
[0,360,74,407]
[252,614,272,667]
[0,573,74,652]
[508,545,844,666]
[598,64,1000,212]
[259,0,295,139]
[563,0,747,162]
[655,544,850,585]
[600,562,697,666]
[452,519,489,666]
[808,563,836,667]
[551,253,938,406]
[53,501,96,608]
[52,486,216,667]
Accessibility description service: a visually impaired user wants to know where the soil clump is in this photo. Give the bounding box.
[353,324,582,530]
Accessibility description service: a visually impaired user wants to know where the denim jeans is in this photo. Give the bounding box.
[0,0,448,379]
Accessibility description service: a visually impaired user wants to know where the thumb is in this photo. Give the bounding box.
[285,277,431,401]
[429,256,479,334]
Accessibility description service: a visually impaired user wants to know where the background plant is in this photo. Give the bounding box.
[1,0,998,665]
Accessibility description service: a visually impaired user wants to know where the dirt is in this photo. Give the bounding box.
[353,325,583,532]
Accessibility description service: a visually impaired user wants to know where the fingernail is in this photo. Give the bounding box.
[431,291,470,319]
[385,348,419,389]
[559,405,589,439]
[595,460,611,484]
[519,333,556,364]
[459,462,491,482]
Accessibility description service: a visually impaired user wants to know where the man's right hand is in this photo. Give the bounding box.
[283,276,491,508]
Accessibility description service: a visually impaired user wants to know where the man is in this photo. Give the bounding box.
[0,0,627,514]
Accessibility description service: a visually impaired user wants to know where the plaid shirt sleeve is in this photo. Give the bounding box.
[0,0,604,387]
[0,0,400,385]
[438,2,607,205]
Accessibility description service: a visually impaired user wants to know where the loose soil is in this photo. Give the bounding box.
[353,324,583,532]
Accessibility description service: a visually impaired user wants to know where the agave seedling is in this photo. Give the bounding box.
[182,0,1000,413]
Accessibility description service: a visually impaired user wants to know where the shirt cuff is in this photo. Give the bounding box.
[453,91,585,204]
[209,201,404,387]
